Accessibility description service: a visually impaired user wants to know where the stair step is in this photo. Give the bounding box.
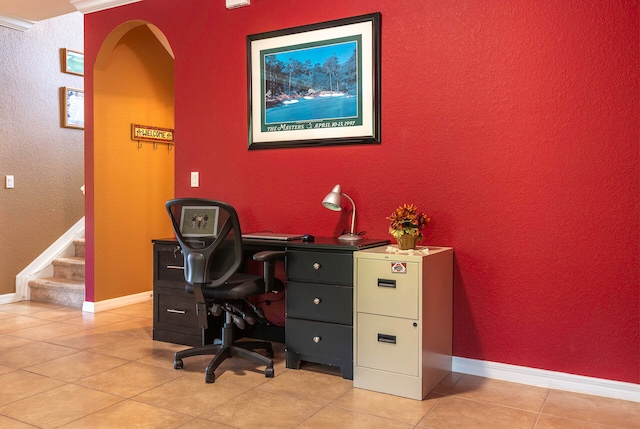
[52,257,85,282]
[28,277,84,308]
[73,238,85,257]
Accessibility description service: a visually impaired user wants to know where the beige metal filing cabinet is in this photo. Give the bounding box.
[353,246,453,400]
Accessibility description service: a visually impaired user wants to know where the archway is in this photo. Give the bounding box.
[90,21,175,304]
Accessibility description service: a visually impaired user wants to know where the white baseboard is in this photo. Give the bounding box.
[452,356,640,403]
[0,290,152,313]
[82,291,153,313]
[0,293,24,305]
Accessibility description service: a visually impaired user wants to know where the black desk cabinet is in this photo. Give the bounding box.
[152,240,220,346]
[152,237,388,377]
[285,249,355,378]
[284,239,388,380]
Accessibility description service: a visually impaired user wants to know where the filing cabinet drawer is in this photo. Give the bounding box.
[156,292,198,329]
[286,281,352,325]
[286,318,353,362]
[287,251,353,285]
[356,259,420,319]
[356,312,419,377]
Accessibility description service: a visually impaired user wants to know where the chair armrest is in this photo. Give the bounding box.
[253,250,286,293]
[252,250,286,262]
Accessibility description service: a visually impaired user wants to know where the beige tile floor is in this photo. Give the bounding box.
[0,300,637,429]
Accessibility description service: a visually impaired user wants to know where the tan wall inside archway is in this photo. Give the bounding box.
[93,23,174,302]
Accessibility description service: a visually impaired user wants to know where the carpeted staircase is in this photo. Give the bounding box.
[28,239,85,307]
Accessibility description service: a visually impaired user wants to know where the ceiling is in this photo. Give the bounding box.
[0,0,142,31]
[0,0,77,23]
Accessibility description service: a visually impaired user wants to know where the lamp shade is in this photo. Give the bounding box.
[322,184,343,211]
[322,184,362,241]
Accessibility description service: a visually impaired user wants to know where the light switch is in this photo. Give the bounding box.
[190,172,199,187]
[5,175,14,189]
[226,0,250,8]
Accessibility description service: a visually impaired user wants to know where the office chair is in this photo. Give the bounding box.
[165,198,285,383]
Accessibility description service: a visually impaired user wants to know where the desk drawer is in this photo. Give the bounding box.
[156,292,198,329]
[156,250,185,283]
[287,251,353,285]
[356,259,420,319]
[286,318,352,362]
[286,281,352,325]
[356,312,419,376]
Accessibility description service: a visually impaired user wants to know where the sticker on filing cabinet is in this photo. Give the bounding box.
[391,262,407,273]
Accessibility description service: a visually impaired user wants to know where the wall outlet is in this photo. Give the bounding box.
[5,175,14,189]
[190,172,199,187]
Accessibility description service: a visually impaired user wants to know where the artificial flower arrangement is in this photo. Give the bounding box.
[387,203,430,244]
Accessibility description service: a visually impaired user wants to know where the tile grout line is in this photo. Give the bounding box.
[532,388,551,428]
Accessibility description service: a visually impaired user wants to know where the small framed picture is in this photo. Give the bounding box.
[62,48,84,76]
[180,206,219,237]
[62,87,84,129]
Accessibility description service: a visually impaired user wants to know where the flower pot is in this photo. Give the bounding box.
[396,234,416,250]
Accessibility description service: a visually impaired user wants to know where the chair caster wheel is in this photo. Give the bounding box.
[265,367,274,378]
[205,372,215,383]
[174,359,183,370]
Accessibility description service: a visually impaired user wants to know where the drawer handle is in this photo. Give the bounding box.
[166,309,186,314]
[312,336,322,343]
[313,262,321,270]
[377,279,396,288]
[167,265,184,270]
[313,297,321,305]
[377,333,397,344]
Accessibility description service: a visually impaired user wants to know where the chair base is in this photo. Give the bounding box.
[173,319,275,383]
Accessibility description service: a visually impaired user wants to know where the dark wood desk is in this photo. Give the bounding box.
[152,236,389,379]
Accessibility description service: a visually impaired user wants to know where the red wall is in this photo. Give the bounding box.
[84,0,639,384]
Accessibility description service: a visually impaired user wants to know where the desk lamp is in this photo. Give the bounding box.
[322,184,362,242]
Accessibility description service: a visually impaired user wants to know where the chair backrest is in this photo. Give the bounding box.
[165,198,243,286]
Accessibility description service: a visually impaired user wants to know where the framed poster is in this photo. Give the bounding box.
[62,87,84,129]
[180,206,219,238]
[63,48,84,76]
[247,13,381,149]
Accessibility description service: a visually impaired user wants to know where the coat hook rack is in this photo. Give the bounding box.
[131,123,175,152]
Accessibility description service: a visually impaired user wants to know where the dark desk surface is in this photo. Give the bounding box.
[153,236,389,251]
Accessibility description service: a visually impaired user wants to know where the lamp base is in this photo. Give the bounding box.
[337,232,362,242]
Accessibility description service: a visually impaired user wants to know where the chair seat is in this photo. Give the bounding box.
[185,273,265,300]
